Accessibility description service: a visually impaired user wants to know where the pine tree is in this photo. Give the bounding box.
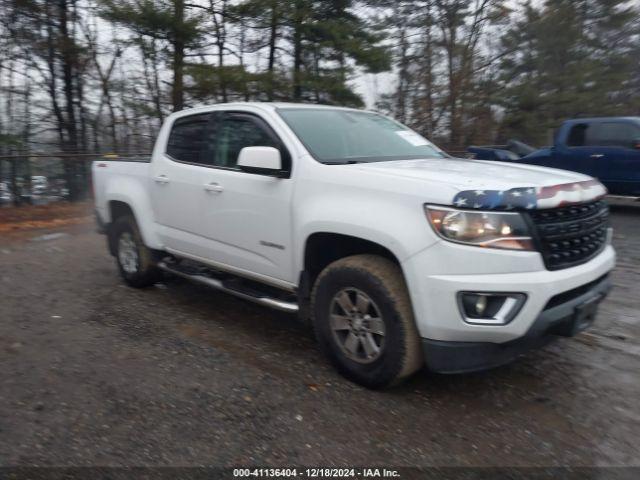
[230,0,390,106]
[100,0,203,112]
[499,0,640,145]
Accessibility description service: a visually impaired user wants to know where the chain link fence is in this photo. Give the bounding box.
[0,153,150,207]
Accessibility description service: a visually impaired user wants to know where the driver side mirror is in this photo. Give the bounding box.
[237,146,285,177]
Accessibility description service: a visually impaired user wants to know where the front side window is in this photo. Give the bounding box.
[166,112,285,170]
[166,113,212,164]
[567,123,589,147]
[213,115,279,168]
[277,108,446,164]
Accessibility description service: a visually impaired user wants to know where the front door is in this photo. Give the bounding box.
[556,122,599,177]
[198,112,295,284]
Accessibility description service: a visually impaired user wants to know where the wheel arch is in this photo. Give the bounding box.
[106,201,135,255]
[298,231,404,302]
[104,191,162,255]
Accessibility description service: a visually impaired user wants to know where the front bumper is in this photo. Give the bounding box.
[401,237,615,373]
[402,241,615,343]
[422,274,612,373]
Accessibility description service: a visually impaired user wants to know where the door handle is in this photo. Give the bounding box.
[591,154,605,159]
[204,182,224,193]
[154,175,170,184]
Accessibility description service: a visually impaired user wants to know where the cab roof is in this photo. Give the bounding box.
[564,116,640,125]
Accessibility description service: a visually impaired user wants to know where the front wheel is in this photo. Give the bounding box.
[112,215,161,288]
[311,255,423,389]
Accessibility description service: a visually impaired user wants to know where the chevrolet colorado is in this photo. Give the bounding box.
[93,103,615,388]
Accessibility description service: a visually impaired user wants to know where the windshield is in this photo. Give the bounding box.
[277,108,447,164]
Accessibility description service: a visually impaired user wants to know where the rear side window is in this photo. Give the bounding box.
[166,114,212,164]
[213,115,279,168]
[589,122,640,148]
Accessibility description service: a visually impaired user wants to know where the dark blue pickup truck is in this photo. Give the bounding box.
[469,117,640,196]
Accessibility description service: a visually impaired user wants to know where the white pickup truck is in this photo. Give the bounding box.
[93,103,615,388]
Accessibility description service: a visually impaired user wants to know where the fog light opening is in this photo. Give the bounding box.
[458,292,526,325]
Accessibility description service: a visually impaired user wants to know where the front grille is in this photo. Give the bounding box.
[527,200,609,270]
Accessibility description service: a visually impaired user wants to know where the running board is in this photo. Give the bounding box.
[607,195,640,203]
[157,262,299,313]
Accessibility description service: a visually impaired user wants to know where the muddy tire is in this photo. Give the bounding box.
[311,254,423,389]
[112,215,161,288]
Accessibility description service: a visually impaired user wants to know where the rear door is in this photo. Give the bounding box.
[150,112,217,258]
[589,121,640,196]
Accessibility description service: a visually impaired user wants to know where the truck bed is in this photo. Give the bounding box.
[92,157,152,223]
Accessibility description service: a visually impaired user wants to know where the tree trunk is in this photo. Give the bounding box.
[396,22,409,123]
[446,28,460,147]
[172,0,185,112]
[150,40,165,125]
[211,0,228,102]
[59,0,81,200]
[422,0,435,137]
[6,54,20,206]
[267,2,278,101]
[217,47,227,102]
[44,2,67,150]
[23,73,32,204]
[292,2,304,101]
[141,39,164,126]
[10,158,19,206]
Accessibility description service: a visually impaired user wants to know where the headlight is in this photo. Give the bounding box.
[425,206,534,251]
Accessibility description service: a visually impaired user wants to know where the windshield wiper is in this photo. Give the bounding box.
[322,160,363,165]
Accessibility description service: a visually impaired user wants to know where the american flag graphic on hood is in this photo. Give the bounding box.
[451,180,607,211]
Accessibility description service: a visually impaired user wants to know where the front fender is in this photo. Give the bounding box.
[294,194,438,275]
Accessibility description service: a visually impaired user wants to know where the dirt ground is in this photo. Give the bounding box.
[0,203,639,468]
[0,201,93,238]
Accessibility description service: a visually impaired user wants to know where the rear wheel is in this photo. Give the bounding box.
[311,254,423,389]
[112,215,161,288]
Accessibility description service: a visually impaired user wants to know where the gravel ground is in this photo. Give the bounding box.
[0,206,639,468]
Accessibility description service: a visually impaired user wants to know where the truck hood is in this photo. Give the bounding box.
[353,158,607,210]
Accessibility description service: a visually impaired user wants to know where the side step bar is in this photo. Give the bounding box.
[157,262,299,313]
[607,195,640,204]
